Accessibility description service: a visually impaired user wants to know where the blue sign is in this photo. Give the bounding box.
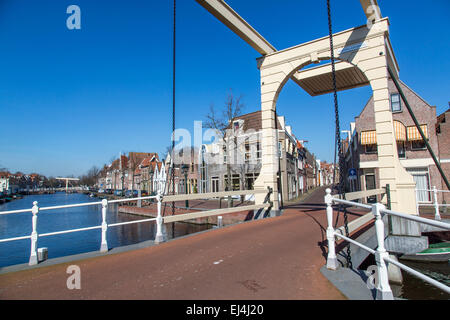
[348,168,357,179]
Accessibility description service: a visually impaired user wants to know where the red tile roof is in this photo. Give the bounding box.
[227,110,283,131]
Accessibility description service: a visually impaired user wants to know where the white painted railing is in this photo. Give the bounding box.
[0,189,272,266]
[416,187,450,221]
[324,188,450,300]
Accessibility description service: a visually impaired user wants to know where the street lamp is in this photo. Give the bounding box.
[181,164,189,208]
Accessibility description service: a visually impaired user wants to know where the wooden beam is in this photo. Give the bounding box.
[195,0,276,55]
[360,0,382,21]
[163,189,268,202]
[163,203,271,223]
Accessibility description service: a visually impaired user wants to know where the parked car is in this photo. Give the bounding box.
[125,190,139,198]
[114,190,123,196]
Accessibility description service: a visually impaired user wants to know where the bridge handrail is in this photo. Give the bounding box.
[0,188,272,266]
[334,188,385,201]
[333,197,450,230]
[324,188,450,300]
[415,186,449,220]
[162,189,268,202]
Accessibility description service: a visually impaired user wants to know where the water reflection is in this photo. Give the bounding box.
[391,260,450,300]
[0,193,213,268]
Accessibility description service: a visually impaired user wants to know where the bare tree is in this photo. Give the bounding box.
[204,90,244,207]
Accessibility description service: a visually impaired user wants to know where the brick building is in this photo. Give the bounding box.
[436,108,450,203]
[345,78,449,205]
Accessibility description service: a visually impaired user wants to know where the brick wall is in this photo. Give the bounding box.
[353,78,448,202]
[437,110,450,203]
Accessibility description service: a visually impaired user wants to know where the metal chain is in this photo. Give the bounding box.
[327,0,352,268]
[171,0,176,216]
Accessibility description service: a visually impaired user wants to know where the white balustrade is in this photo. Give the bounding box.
[154,192,165,244]
[372,203,393,300]
[29,201,39,266]
[100,199,108,253]
[327,190,450,300]
[433,186,441,221]
[324,188,338,270]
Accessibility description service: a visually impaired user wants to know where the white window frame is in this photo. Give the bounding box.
[391,93,402,113]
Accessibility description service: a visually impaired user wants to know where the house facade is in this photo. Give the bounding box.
[345,79,449,204]
[436,108,450,203]
[196,110,303,202]
[0,172,9,194]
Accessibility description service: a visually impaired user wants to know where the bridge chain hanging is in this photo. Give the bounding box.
[326,0,352,269]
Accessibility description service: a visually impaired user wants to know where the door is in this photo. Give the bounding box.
[365,174,376,203]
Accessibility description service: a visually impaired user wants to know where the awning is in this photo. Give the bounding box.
[360,130,377,145]
[393,121,407,142]
[407,125,428,141]
[361,123,407,146]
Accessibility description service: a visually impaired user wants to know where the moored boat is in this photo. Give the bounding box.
[400,242,450,262]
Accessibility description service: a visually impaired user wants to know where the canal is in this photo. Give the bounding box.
[0,192,213,268]
[360,250,450,300]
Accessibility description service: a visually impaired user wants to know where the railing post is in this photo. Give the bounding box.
[29,201,39,265]
[325,188,338,270]
[372,203,394,300]
[433,186,441,221]
[100,199,108,253]
[154,192,165,243]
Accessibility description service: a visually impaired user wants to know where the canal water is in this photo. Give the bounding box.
[0,192,213,268]
[360,252,450,300]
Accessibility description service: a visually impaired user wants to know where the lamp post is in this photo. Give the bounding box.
[181,164,189,208]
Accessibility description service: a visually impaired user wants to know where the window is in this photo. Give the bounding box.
[245,172,259,190]
[223,145,227,164]
[407,167,430,202]
[391,93,401,112]
[211,177,219,192]
[365,174,377,203]
[278,141,283,158]
[411,140,426,150]
[244,142,251,163]
[233,121,240,132]
[224,174,240,191]
[397,142,406,159]
[365,144,377,154]
[256,142,262,159]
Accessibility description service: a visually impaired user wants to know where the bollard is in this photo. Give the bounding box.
[38,247,48,262]
[325,188,338,270]
[217,215,223,228]
[433,186,441,221]
[154,192,165,243]
[372,203,394,300]
[29,201,39,265]
[100,199,108,252]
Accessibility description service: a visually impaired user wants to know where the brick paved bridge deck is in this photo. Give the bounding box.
[0,187,366,300]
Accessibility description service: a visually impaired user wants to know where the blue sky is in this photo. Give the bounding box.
[0,0,449,177]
